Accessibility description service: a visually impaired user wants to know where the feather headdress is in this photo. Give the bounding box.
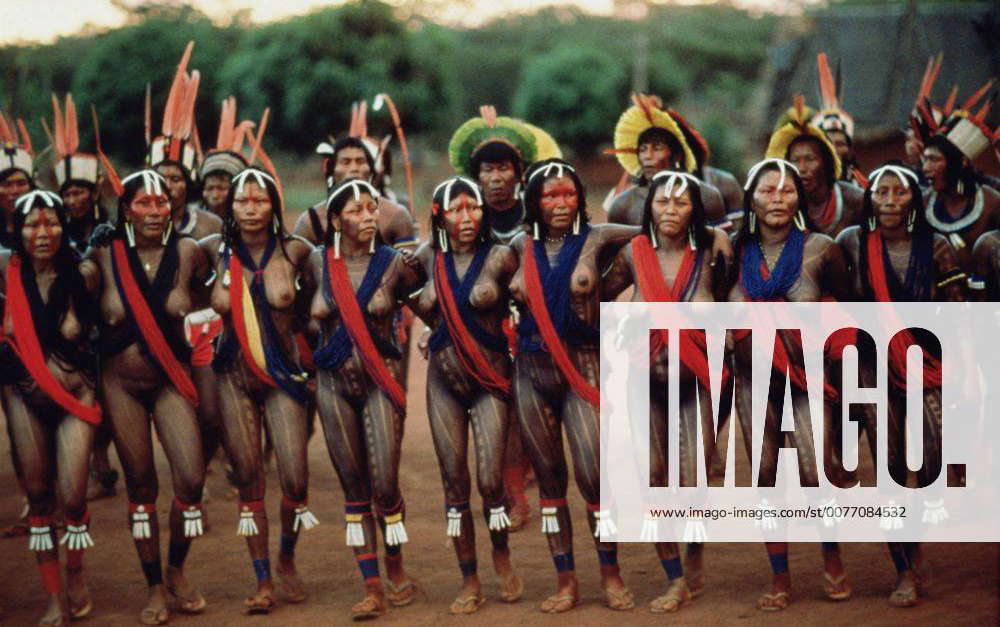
[148,41,201,175]
[610,93,696,176]
[0,110,34,178]
[809,53,855,140]
[448,105,537,178]
[765,94,842,181]
[199,96,253,180]
[48,93,99,189]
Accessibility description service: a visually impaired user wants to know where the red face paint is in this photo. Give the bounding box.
[129,191,171,218]
[539,177,578,230]
[443,192,483,244]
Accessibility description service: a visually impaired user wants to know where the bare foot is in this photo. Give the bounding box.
[758,575,791,612]
[139,585,169,625]
[66,569,91,619]
[685,544,705,597]
[244,581,277,615]
[539,577,578,614]
[166,566,206,613]
[276,558,307,603]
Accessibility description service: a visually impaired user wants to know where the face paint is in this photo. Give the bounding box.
[443,191,484,244]
[232,180,273,235]
[752,169,799,229]
[539,176,579,230]
[23,207,63,259]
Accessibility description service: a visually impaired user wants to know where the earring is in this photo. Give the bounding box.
[957,180,964,195]
[161,220,172,245]
[649,222,659,249]
[906,210,916,233]
[688,224,697,250]
[572,213,580,235]
[748,212,756,234]
[125,221,136,247]
[868,216,877,231]
[333,229,341,259]
[438,228,449,252]
[272,215,280,235]
[369,235,376,254]
[94,203,99,221]
[793,211,806,231]
[533,222,540,240]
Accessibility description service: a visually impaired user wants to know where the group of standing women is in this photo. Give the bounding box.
[0,45,996,626]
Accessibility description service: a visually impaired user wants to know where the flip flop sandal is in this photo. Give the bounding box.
[384,578,417,607]
[823,572,852,601]
[757,590,790,612]
[139,606,169,625]
[168,585,207,614]
[540,593,578,614]
[498,573,524,603]
[889,577,919,608]
[604,586,635,611]
[69,595,93,620]
[449,595,486,615]
[351,595,387,621]
[244,592,277,615]
[649,578,692,614]
[687,571,705,599]
[277,570,307,604]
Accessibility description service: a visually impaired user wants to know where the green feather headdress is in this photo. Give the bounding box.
[448,105,537,177]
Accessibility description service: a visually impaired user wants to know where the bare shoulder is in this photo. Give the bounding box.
[509,231,528,254]
[838,181,865,205]
[285,234,316,264]
[197,208,224,229]
[198,233,223,264]
[806,230,837,255]
[711,227,733,256]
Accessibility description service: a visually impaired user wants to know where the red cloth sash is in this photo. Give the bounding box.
[434,251,510,396]
[325,248,406,412]
[631,234,724,390]
[865,231,942,389]
[521,238,599,407]
[3,256,101,425]
[111,240,198,406]
[227,253,278,388]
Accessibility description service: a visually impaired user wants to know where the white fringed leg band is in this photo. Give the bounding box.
[28,517,54,552]
[540,507,560,534]
[129,504,154,540]
[60,515,95,551]
[237,501,263,537]
[488,505,511,532]
[180,503,204,538]
[592,508,618,538]
[383,512,408,546]
[345,514,366,547]
[682,518,708,543]
[446,507,463,538]
[293,505,320,532]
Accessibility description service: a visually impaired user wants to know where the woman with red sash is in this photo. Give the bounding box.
[507,158,638,613]
[307,178,421,620]
[409,176,522,614]
[836,162,964,607]
[1,191,99,625]
[200,166,317,614]
[604,171,733,613]
[81,170,208,624]
[728,158,852,611]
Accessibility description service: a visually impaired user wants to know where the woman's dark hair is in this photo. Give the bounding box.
[11,191,93,326]
[787,135,836,187]
[860,161,930,237]
[222,167,294,261]
[640,173,714,251]
[429,177,491,250]
[925,135,976,199]
[322,177,385,250]
[0,167,36,189]
[522,158,589,239]
[733,160,815,258]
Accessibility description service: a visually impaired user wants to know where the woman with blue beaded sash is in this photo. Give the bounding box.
[409,176,523,614]
[836,163,964,607]
[507,158,639,613]
[727,158,852,611]
[307,178,422,620]
[200,165,318,615]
